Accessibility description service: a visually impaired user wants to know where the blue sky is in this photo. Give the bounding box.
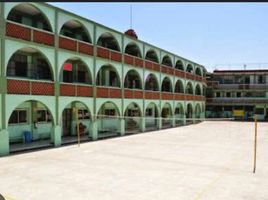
[49,3,268,72]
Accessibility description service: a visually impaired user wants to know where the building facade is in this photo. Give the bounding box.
[0,2,207,155]
[206,70,268,120]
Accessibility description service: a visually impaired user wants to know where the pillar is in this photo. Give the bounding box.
[183,115,186,125]
[141,116,146,132]
[91,120,98,141]
[0,129,9,156]
[172,116,176,127]
[51,125,61,147]
[120,118,125,136]
[158,117,162,130]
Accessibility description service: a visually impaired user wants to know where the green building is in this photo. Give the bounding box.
[206,69,268,120]
[0,2,207,156]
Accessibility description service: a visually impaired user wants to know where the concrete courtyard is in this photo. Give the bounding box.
[0,121,268,200]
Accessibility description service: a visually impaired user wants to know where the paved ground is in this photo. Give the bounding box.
[0,121,268,200]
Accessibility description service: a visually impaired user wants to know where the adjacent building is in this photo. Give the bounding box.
[206,69,268,120]
[0,2,207,155]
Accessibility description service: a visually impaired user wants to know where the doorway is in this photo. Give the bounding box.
[62,108,72,136]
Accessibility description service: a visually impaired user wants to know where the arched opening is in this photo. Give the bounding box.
[161,77,172,92]
[145,74,159,91]
[61,58,92,84]
[97,102,120,138]
[96,65,120,87]
[124,103,142,134]
[124,70,142,89]
[195,84,202,95]
[125,42,142,58]
[162,55,173,67]
[174,103,184,126]
[61,101,91,143]
[60,20,91,43]
[97,32,120,52]
[186,104,193,124]
[7,47,53,81]
[7,3,52,32]
[145,103,159,131]
[145,49,159,63]
[175,79,184,93]
[195,67,202,76]
[186,82,194,94]
[186,64,194,74]
[8,100,54,152]
[175,60,184,71]
[195,104,202,122]
[161,103,172,129]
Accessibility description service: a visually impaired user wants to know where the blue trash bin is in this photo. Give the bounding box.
[23,131,32,143]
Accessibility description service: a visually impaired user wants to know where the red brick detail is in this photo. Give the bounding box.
[174,94,185,100]
[124,89,133,98]
[195,95,205,101]
[124,89,143,99]
[186,72,195,81]
[60,84,76,96]
[175,69,185,78]
[162,66,168,74]
[195,75,203,82]
[78,42,93,56]
[32,82,54,95]
[145,61,153,70]
[96,87,109,98]
[7,79,30,94]
[153,63,161,72]
[110,88,121,98]
[6,22,31,41]
[97,47,110,59]
[145,91,160,99]
[162,92,173,100]
[33,30,54,46]
[110,51,122,62]
[134,58,143,68]
[76,85,93,97]
[124,54,134,65]
[59,37,77,51]
[134,90,143,98]
[185,94,195,101]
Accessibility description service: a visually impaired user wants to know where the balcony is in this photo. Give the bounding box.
[162,92,173,100]
[174,69,185,78]
[206,97,268,104]
[6,21,54,46]
[185,72,196,81]
[174,93,185,100]
[7,79,54,95]
[97,47,122,62]
[60,83,93,97]
[161,65,174,75]
[124,89,143,99]
[59,35,93,56]
[212,83,268,90]
[124,54,143,68]
[96,87,121,98]
[145,60,161,72]
[144,91,160,99]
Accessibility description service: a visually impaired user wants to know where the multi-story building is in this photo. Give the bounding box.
[206,69,268,120]
[0,2,207,155]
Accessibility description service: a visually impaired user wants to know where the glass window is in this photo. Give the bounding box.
[8,110,27,124]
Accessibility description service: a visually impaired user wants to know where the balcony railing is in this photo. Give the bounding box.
[144,91,160,99]
[145,60,161,72]
[97,46,122,62]
[206,97,268,104]
[211,83,268,90]
[96,86,121,98]
[124,89,143,99]
[59,35,93,56]
[124,54,143,67]
[174,93,185,100]
[162,92,173,100]
[7,78,54,95]
[161,65,174,75]
[60,83,93,97]
[6,21,54,46]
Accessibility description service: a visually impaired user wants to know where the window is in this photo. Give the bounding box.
[216,92,221,97]
[258,75,265,84]
[78,109,90,120]
[8,110,27,124]
[37,110,52,123]
[255,108,264,115]
[226,92,231,97]
[104,109,116,117]
[237,92,241,97]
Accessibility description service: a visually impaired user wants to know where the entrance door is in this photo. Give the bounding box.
[62,109,72,136]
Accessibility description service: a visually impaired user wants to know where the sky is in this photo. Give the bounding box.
[49,2,268,72]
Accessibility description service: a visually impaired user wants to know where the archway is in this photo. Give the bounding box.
[125,42,142,58]
[186,64,194,74]
[161,103,173,128]
[145,49,159,63]
[161,77,172,92]
[175,79,184,93]
[96,65,120,87]
[175,60,184,71]
[61,101,91,143]
[145,73,159,91]
[60,58,92,84]
[186,104,193,124]
[162,55,173,67]
[145,102,159,131]
[7,3,52,32]
[124,70,142,89]
[195,104,202,123]
[8,100,54,152]
[195,84,202,95]
[124,102,142,134]
[60,20,91,43]
[174,103,184,126]
[7,47,53,81]
[97,102,120,138]
[97,32,120,52]
[195,67,202,76]
[186,82,194,94]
